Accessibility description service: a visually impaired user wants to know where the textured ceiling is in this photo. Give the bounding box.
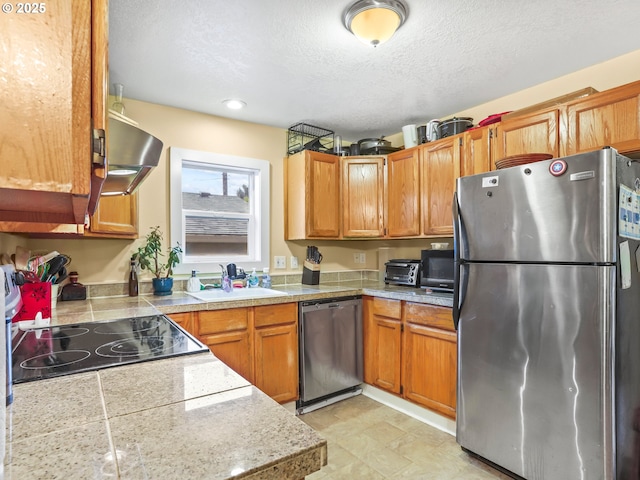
[109,0,640,141]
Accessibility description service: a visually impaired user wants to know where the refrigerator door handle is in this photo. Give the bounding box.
[452,191,465,330]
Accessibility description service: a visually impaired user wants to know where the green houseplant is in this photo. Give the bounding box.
[136,226,182,296]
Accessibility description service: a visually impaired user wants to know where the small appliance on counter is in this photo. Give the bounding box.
[384,259,421,286]
[420,249,454,292]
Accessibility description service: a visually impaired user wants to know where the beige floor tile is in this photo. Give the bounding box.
[299,395,504,480]
[314,442,359,476]
[326,459,387,479]
[362,445,413,477]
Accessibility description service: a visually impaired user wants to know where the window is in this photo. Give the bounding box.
[170,147,270,275]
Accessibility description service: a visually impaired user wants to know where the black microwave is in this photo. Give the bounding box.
[420,249,455,291]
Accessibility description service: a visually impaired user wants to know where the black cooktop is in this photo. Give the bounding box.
[11,314,209,384]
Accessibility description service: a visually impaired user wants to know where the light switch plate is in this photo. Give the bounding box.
[359,253,366,264]
[353,253,360,264]
[290,256,298,269]
[274,256,286,269]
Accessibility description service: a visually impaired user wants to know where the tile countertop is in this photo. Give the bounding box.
[6,353,327,479]
[5,281,450,479]
[48,280,453,326]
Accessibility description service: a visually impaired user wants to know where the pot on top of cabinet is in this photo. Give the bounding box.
[438,117,474,138]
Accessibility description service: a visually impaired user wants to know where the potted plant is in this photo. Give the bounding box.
[135,226,182,296]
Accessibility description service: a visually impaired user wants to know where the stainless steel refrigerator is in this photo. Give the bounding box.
[453,148,640,480]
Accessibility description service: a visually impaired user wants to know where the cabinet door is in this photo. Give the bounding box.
[421,137,461,236]
[253,303,298,403]
[86,193,138,237]
[342,157,385,237]
[198,308,252,381]
[566,81,640,155]
[167,312,195,336]
[284,150,340,239]
[201,330,253,383]
[494,108,560,160]
[306,151,340,237]
[254,322,298,403]
[462,126,493,176]
[0,0,105,227]
[403,323,457,418]
[363,297,402,394]
[387,148,421,237]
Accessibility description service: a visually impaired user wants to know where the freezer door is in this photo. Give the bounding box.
[457,263,614,480]
[455,149,624,263]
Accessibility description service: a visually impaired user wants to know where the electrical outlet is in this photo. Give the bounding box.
[353,253,360,264]
[359,253,366,264]
[274,256,286,269]
[290,256,298,269]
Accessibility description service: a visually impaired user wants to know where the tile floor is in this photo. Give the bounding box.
[299,395,512,479]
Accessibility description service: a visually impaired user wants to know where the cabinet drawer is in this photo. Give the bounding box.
[404,303,454,331]
[167,312,195,336]
[199,308,249,335]
[254,303,297,328]
[372,297,401,319]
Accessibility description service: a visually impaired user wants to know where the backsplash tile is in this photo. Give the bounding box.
[81,270,375,299]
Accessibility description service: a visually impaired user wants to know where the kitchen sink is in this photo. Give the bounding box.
[186,287,289,302]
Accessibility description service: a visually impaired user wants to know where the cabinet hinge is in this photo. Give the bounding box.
[459,137,463,146]
[401,323,404,332]
[400,385,403,395]
[489,128,494,139]
[384,228,387,236]
[92,127,106,167]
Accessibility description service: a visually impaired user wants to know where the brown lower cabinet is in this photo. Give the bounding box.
[167,303,298,404]
[363,295,457,419]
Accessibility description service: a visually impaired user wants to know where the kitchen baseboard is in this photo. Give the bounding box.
[362,384,456,437]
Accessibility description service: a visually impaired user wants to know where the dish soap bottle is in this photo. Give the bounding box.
[261,267,271,288]
[187,270,201,293]
[248,268,259,288]
[128,256,139,297]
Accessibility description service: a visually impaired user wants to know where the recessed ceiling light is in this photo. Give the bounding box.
[222,99,246,110]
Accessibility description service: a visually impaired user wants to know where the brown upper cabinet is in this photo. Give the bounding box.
[341,156,385,238]
[285,81,640,240]
[387,148,421,237]
[0,0,108,233]
[421,136,461,236]
[285,150,341,240]
[566,81,640,156]
[461,125,494,176]
[85,194,139,238]
[493,107,562,160]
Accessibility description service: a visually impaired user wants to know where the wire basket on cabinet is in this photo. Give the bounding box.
[287,123,334,155]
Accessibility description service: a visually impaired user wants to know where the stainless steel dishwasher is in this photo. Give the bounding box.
[297,296,363,414]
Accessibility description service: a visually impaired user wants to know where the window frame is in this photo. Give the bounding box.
[169,147,270,276]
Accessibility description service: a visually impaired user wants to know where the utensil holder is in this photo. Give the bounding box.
[302,261,320,285]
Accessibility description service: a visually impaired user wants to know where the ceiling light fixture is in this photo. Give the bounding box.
[222,99,246,110]
[343,0,407,47]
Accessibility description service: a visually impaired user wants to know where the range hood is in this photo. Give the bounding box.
[101,112,164,196]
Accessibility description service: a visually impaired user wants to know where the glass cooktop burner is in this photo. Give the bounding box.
[11,314,208,384]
